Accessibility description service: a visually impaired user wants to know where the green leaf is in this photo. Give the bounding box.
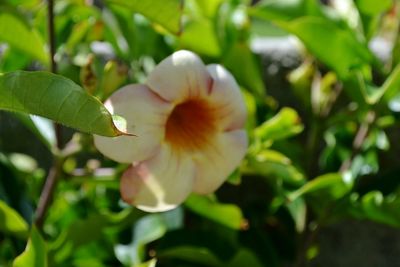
[106,0,183,34]
[50,209,142,264]
[355,0,392,15]
[13,226,47,267]
[250,1,373,80]
[349,63,400,105]
[159,246,223,267]
[116,214,167,265]
[286,197,306,232]
[354,191,400,227]
[116,209,183,266]
[0,200,29,239]
[179,19,221,57]
[159,247,263,267]
[134,259,157,267]
[249,0,322,21]
[228,249,264,267]
[185,195,244,230]
[194,0,224,18]
[289,173,352,201]
[381,63,400,102]
[223,43,266,98]
[248,149,305,185]
[0,71,128,137]
[255,107,303,142]
[0,9,48,63]
[280,17,372,79]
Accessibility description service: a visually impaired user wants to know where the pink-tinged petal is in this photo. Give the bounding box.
[192,129,248,194]
[121,144,196,212]
[94,84,172,163]
[206,64,247,131]
[146,50,212,103]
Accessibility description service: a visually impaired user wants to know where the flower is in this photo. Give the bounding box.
[94,50,248,212]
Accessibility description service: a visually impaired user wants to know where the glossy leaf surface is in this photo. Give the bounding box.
[0,71,127,137]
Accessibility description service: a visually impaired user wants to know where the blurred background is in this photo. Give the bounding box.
[1,0,400,266]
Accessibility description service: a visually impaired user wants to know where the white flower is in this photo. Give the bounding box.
[94,50,248,212]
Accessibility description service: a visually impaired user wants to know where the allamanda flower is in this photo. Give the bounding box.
[94,50,248,212]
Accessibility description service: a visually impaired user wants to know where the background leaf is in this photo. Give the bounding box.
[185,195,244,230]
[13,226,47,267]
[0,8,48,63]
[0,200,29,239]
[106,0,183,34]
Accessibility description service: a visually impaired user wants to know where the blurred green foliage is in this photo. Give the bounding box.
[1,0,400,266]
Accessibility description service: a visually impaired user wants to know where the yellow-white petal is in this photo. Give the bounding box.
[121,144,196,212]
[192,129,248,194]
[206,64,247,131]
[146,50,212,103]
[94,84,172,163]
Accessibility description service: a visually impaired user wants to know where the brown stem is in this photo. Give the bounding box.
[48,0,56,74]
[35,0,62,231]
[34,160,62,229]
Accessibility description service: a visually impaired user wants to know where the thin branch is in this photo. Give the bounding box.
[48,0,56,74]
[35,0,63,231]
[34,161,62,229]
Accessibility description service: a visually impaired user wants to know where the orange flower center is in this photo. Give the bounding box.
[165,99,217,151]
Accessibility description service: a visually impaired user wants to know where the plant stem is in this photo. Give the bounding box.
[339,111,375,172]
[47,0,63,148]
[34,159,62,229]
[48,0,56,74]
[35,0,62,231]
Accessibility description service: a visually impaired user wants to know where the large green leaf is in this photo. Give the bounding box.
[280,17,372,79]
[250,1,373,80]
[0,9,48,63]
[106,0,183,34]
[13,226,47,267]
[0,200,29,239]
[0,71,128,137]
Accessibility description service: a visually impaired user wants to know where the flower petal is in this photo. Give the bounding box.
[192,129,248,194]
[94,84,172,163]
[146,50,212,103]
[121,144,196,212]
[206,64,247,131]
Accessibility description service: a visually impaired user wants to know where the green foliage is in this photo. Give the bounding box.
[255,107,304,143]
[1,0,400,266]
[355,0,392,15]
[0,200,29,239]
[13,227,47,267]
[106,0,183,34]
[0,7,48,63]
[185,195,244,229]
